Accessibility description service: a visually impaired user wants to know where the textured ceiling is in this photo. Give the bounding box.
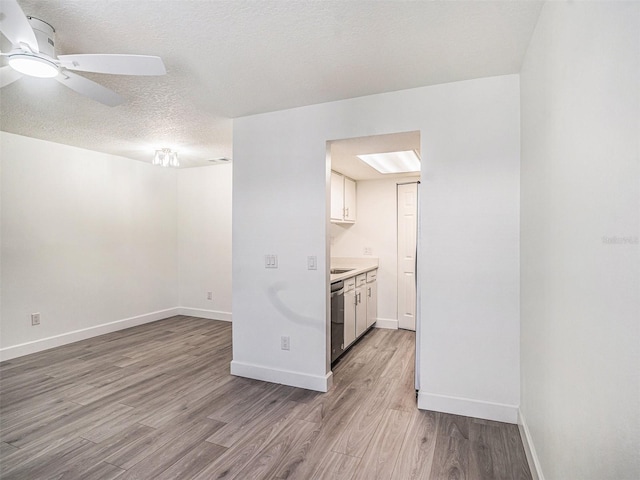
[0,0,543,167]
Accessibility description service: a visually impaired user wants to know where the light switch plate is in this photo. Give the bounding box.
[307,256,317,270]
[265,254,278,268]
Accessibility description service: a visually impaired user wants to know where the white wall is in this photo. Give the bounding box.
[232,74,521,421]
[520,2,640,479]
[0,132,179,359]
[177,164,232,320]
[330,176,420,327]
[1,134,235,361]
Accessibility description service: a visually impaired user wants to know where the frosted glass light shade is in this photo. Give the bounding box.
[8,54,59,78]
[153,148,179,168]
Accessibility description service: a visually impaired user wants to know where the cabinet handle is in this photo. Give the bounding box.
[368,287,371,298]
[345,207,349,217]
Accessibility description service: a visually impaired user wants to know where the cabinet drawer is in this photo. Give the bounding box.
[344,277,356,291]
[356,274,366,287]
[366,270,377,282]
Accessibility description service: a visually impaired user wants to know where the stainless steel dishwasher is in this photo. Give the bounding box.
[331,280,345,363]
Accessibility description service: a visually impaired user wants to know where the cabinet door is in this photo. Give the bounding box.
[343,177,357,222]
[355,286,367,337]
[366,280,377,328]
[330,172,345,221]
[344,289,356,347]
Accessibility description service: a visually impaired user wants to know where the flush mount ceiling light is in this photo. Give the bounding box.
[357,150,421,174]
[8,54,59,78]
[152,148,179,168]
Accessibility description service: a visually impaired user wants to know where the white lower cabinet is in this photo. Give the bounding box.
[343,278,357,348]
[342,269,377,352]
[355,274,367,337]
[366,277,377,328]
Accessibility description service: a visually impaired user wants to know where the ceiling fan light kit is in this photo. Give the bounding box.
[8,53,58,78]
[0,0,166,105]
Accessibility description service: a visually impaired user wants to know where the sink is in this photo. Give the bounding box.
[331,268,354,274]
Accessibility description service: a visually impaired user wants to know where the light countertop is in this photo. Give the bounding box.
[330,257,378,283]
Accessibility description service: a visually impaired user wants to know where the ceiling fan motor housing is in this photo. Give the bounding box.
[27,16,55,58]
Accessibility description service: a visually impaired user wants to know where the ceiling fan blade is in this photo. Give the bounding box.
[0,64,21,87]
[55,70,124,107]
[57,54,166,76]
[0,0,39,52]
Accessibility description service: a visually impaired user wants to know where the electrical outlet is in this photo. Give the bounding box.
[207,291,213,300]
[363,246,373,256]
[281,336,290,351]
[31,313,40,326]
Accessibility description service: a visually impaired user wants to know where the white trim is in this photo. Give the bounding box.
[518,409,545,480]
[177,307,232,322]
[417,391,518,424]
[374,318,398,330]
[0,307,180,362]
[230,360,333,392]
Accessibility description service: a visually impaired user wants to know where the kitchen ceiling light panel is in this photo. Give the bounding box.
[357,150,421,174]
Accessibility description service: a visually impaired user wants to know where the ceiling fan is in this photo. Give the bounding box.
[0,0,166,106]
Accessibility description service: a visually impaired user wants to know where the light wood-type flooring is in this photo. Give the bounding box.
[0,316,532,479]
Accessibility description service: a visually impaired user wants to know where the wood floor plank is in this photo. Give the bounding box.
[0,397,79,436]
[439,412,471,440]
[387,349,417,412]
[206,392,300,448]
[469,421,511,480]
[429,433,470,480]
[392,409,439,480]
[0,440,19,461]
[503,424,533,480]
[351,408,412,480]
[56,459,126,480]
[117,418,225,480]
[195,402,308,480]
[331,376,396,457]
[7,401,134,449]
[138,375,243,429]
[309,450,362,480]
[1,437,96,480]
[154,441,228,480]
[231,418,320,480]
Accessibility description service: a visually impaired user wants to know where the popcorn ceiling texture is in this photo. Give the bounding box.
[0,0,542,167]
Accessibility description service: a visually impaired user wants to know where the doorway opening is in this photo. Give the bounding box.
[326,130,421,395]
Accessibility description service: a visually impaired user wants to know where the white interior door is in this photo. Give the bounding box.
[397,182,418,331]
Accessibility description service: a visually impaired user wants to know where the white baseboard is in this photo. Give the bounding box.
[417,391,518,424]
[374,318,398,329]
[177,307,232,322]
[230,360,333,393]
[518,409,545,480]
[0,307,180,362]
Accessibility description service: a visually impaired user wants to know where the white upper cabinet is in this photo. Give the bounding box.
[330,171,345,222]
[330,171,357,224]
[343,177,357,222]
